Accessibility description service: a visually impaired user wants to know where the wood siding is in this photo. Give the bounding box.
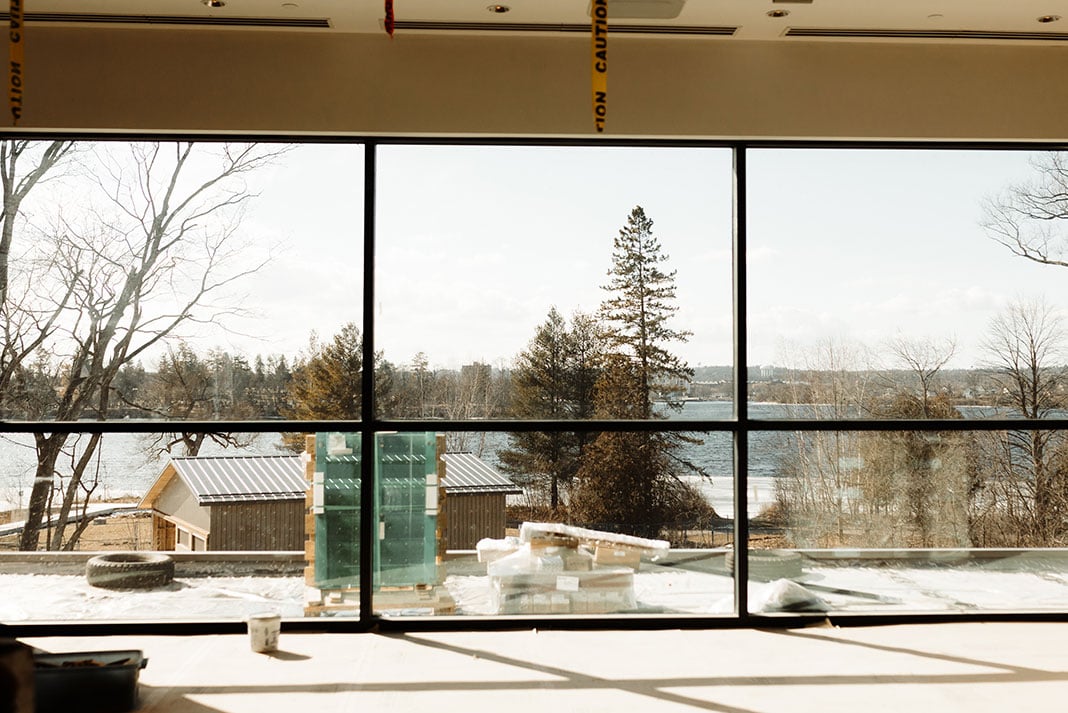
[209,501,305,551]
[152,514,176,551]
[444,493,507,550]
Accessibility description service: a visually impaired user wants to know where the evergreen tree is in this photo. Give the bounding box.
[571,207,710,538]
[283,322,392,449]
[571,355,712,537]
[598,205,693,418]
[286,323,365,421]
[498,307,603,509]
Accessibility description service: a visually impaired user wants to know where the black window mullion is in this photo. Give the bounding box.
[360,141,377,629]
[732,145,749,618]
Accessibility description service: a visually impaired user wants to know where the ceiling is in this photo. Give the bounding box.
[17,0,1068,41]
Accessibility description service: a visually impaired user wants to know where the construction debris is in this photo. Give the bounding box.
[477,522,671,614]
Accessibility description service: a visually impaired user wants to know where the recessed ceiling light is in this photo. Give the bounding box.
[1038,14,1061,23]
[202,0,225,7]
[487,4,510,12]
[767,9,789,18]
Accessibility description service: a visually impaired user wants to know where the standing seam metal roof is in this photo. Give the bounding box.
[170,455,306,505]
[441,452,522,495]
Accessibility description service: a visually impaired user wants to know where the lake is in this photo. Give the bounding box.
[0,400,960,516]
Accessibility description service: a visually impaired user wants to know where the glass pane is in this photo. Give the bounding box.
[0,140,364,423]
[374,430,736,618]
[748,428,1068,614]
[0,430,310,621]
[747,149,1068,420]
[375,145,733,420]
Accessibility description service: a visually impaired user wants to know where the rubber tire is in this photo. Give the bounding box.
[724,549,803,580]
[85,552,175,589]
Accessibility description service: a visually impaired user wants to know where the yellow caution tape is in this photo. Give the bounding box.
[591,0,607,133]
[9,0,22,125]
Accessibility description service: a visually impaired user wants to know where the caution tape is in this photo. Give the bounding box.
[591,0,607,133]
[9,0,22,125]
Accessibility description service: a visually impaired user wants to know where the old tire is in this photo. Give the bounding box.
[86,552,175,590]
[724,549,803,580]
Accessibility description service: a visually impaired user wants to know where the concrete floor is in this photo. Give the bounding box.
[23,622,1068,712]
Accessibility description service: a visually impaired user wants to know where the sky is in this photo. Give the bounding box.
[130,143,1068,373]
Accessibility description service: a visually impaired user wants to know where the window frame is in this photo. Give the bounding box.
[6,135,1068,637]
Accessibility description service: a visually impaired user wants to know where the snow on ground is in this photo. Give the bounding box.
[6,556,1068,620]
[0,574,305,621]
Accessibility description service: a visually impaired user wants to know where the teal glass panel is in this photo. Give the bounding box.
[375,432,439,588]
[314,432,363,589]
[312,431,439,592]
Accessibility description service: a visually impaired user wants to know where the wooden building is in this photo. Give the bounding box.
[441,452,522,550]
[139,455,307,552]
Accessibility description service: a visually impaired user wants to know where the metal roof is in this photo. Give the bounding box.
[170,455,307,505]
[442,452,522,495]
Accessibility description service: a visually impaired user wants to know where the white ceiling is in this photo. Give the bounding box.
[24,0,1068,40]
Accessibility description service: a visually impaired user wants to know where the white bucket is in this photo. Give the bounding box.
[247,612,281,653]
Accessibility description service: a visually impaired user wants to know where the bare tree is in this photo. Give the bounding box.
[0,141,77,415]
[983,297,1066,420]
[886,335,957,416]
[15,142,285,550]
[0,140,75,304]
[983,152,1068,269]
[773,337,875,547]
[439,362,510,454]
[112,342,256,457]
[975,296,1068,545]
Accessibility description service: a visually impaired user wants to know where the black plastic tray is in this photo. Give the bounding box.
[34,649,148,713]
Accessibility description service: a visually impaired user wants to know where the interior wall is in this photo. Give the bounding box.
[17,26,1068,140]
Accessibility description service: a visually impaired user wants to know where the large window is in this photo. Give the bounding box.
[4,140,1068,631]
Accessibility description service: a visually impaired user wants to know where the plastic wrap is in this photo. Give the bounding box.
[518,521,670,559]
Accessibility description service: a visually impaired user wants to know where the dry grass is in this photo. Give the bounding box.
[0,510,153,551]
[73,511,153,551]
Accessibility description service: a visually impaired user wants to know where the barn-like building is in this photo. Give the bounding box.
[139,455,307,552]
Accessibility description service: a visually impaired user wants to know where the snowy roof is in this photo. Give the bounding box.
[442,452,522,495]
[166,455,306,505]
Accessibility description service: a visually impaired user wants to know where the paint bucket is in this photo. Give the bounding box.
[247,612,281,653]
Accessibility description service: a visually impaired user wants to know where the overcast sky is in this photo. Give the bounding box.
[207,144,1068,372]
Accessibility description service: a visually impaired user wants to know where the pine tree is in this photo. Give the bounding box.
[598,205,693,418]
[283,322,393,449]
[286,323,364,421]
[570,207,711,538]
[498,307,603,509]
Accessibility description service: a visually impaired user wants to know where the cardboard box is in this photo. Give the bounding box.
[490,568,635,614]
[594,546,641,571]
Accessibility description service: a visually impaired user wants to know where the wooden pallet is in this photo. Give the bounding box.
[304,584,456,617]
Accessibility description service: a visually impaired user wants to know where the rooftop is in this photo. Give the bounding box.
[441,453,523,496]
[144,455,307,507]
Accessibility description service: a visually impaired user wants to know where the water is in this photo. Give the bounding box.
[0,432,287,509]
[0,404,790,513]
[0,401,1002,513]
